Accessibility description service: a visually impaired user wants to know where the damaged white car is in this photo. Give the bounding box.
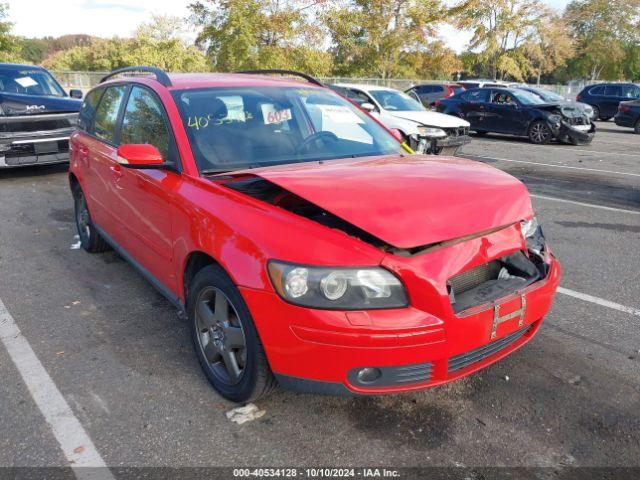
[331,83,471,155]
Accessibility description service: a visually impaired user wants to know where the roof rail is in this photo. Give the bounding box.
[100,66,172,87]
[235,69,324,87]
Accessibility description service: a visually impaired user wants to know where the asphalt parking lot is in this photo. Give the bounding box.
[1,122,638,471]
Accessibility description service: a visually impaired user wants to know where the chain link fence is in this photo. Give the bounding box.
[54,70,589,98]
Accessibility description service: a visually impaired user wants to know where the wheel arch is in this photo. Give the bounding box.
[182,251,223,308]
[69,172,80,196]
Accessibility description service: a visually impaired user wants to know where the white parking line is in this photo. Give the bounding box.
[530,194,640,215]
[0,299,113,479]
[473,139,640,158]
[557,287,640,317]
[468,154,640,177]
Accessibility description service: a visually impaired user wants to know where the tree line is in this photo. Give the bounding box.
[1,0,639,83]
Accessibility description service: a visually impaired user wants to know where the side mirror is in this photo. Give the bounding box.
[361,102,376,112]
[117,144,164,167]
[69,89,83,99]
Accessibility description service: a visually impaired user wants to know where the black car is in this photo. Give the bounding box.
[0,63,83,168]
[436,87,595,145]
[405,83,465,108]
[519,86,596,120]
[614,100,640,133]
[576,83,640,121]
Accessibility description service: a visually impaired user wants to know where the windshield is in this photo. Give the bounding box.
[0,69,66,97]
[529,88,564,102]
[173,87,406,173]
[511,89,547,105]
[368,90,425,112]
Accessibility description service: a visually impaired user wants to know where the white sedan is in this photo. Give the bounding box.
[332,83,471,155]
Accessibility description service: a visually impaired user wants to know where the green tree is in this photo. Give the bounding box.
[564,0,640,80]
[189,0,332,75]
[325,0,443,79]
[44,16,209,72]
[450,0,549,81]
[520,14,574,84]
[0,3,24,63]
[409,41,463,80]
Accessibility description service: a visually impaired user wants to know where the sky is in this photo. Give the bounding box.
[7,0,571,53]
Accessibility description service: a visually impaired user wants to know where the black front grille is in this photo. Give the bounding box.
[448,326,530,373]
[5,139,69,157]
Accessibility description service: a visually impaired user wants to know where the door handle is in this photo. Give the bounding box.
[110,163,123,179]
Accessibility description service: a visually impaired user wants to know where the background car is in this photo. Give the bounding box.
[0,63,83,168]
[576,83,640,121]
[437,87,595,145]
[332,83,470,155]
[614,99,640,133]
[457,79,507,89]
[405,83,465,108]
[519,85,596,121]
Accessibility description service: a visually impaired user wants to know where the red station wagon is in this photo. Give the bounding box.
[69,67,561,402]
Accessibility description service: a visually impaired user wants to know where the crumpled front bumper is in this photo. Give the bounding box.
[413,134,472,155]
[555,121,595,145]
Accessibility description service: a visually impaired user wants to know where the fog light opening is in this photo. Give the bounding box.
[357,367,382,384]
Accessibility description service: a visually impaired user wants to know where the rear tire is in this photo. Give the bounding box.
[188,264,277,403]
[634,119,640,134]
[72,185,111,253]
[600,116,612,122]
[528,120,552,144]
[591,105,600,121]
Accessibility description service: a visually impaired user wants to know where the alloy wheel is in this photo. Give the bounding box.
[76,194,91,242]
[530,122,551,144]
[195,287,247,385]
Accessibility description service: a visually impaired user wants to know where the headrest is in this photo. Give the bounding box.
[190,97,228,120]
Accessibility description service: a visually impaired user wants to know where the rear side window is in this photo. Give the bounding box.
[345,89,372,106]
[604,85,621,96]
[589,85,604,95]
[417,85,434,94]
[466,89,489,102]
[92,85,127,143]
[77,88,103,132]
[121,86,172,161]
[621,85,640,98]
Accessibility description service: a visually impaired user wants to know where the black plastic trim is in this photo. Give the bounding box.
[235,69,324,87]
[101,66,172,87]
[275,374,357,396]
[93,224,186,314]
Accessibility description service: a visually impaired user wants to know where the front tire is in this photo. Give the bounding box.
[73,185,111,253]
[528,120,552,144]
[188,265,276,403]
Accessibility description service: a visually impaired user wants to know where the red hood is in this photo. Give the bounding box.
[247,155,533,249]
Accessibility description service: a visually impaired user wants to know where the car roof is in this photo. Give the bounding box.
[332,83,397,92]
[101,72,326,91]
[0,63,46,71]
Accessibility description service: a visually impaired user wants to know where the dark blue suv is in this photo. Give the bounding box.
[576,83,640,121]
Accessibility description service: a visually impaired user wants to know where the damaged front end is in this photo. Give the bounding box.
[409,125,471,155]
[548,106,595,145]
[447,219,550,315]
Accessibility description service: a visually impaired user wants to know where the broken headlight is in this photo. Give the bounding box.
[548,114,562,128]
[268,261,408,310]
[520,216,545,256]
[417,126,447,138]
